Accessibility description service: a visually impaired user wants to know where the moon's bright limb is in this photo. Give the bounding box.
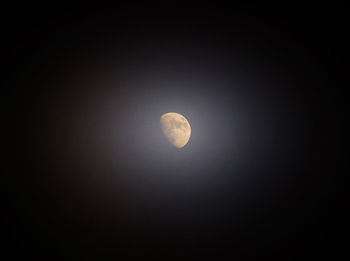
[160,112,191,148]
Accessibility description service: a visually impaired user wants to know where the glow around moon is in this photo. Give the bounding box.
[160,112,191,148]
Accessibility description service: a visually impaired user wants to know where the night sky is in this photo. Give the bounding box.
[5,3,346,259]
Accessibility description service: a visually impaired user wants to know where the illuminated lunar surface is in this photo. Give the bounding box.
[160,112,191,148]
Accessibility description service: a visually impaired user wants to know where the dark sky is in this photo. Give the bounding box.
[5,3,346,259]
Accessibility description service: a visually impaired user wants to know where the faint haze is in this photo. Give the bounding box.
[6,7,343,257]
[17,33,309,227]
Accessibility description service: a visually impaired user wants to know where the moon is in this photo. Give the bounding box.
[160,112,191,148]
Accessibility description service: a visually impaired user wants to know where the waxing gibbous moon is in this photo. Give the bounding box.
[160,112,191,148]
